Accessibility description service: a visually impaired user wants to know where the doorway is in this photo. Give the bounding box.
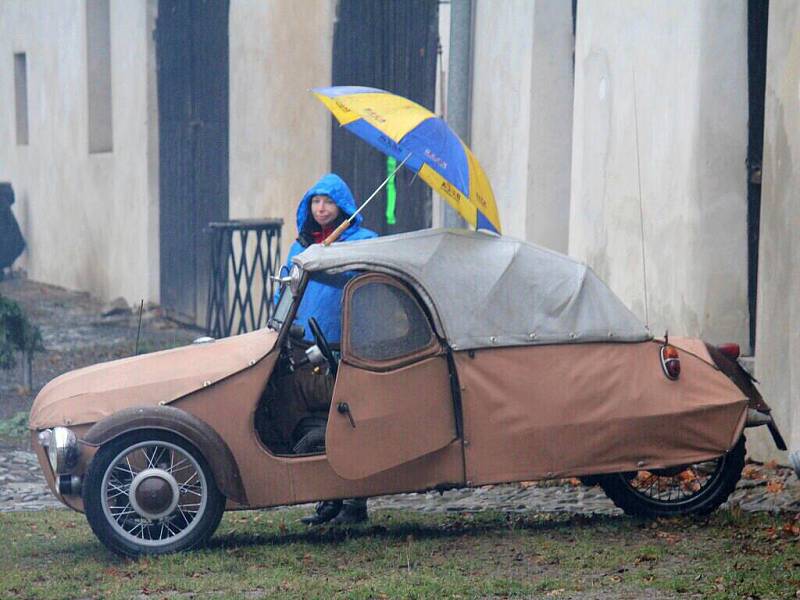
[331,0,439,236]
[156,0,230,325]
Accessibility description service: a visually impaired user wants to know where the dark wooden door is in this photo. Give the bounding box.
[157,0,229,325]
[331,0,439,236]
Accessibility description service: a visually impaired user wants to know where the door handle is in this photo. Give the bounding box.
[337,402,356,428]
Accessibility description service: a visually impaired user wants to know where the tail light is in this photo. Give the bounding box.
[718,343,740,360]
[660,345,681,380]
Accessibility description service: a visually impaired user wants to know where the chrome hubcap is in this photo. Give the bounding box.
[129,469,180,520]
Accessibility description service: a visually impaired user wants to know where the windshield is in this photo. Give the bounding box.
[269,284,294,331]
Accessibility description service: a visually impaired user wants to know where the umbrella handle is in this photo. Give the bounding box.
[322,153,411,246]
[322,218,352,247]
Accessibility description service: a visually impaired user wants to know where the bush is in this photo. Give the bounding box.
[0,293,44,370]
[0,411,28,438]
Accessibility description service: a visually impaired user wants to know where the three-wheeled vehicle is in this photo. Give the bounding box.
[29,229,786,556]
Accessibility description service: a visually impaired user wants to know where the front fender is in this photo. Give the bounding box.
[83,405,247,505]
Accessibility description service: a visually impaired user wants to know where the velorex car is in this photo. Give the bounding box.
[29,228,786,556]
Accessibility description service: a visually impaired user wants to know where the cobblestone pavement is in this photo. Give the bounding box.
[3,444,798,514]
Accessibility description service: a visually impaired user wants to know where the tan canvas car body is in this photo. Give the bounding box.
[29,229,785,556]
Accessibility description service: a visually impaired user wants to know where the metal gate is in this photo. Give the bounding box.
[331,0,439,236]
[156,0,230,326]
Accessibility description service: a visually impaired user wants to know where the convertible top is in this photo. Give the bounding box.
[294,228,652,351]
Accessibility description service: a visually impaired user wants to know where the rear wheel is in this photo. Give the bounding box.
[599,436,745,517]
[83,430,225,557]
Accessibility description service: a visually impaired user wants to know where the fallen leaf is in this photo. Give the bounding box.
[742,465,765,480]
[766,480,785,494]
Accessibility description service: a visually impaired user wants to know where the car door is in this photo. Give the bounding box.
[326,273,459,480]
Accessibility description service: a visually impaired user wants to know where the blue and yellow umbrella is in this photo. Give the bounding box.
[312,86,502,234]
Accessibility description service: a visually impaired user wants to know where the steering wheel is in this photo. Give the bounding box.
[307,317,338,376]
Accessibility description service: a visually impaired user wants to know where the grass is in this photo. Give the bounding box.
[0,508,798,599]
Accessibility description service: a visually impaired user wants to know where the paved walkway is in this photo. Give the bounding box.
[3,445,798,515]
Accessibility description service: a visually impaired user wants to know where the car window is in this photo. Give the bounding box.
[348,281,434,361]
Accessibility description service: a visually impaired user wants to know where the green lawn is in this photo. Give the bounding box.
[1,508,798,599]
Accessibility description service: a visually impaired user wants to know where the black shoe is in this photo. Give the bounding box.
[300,500,342,525]
[330,499,368,525]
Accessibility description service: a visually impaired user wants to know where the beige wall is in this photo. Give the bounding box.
[751,0,800,462]
[471,0,573,251]
[228,0,334,265]
[569,0,749,350]
[0,0,159,303]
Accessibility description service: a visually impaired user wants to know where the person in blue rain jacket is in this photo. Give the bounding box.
[281,174,377,526]
[282,173,377,344]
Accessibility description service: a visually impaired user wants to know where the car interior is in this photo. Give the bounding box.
[255,270,438,457]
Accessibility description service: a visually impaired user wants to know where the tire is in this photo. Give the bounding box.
[83,429,225,557]
[598,436,745,518]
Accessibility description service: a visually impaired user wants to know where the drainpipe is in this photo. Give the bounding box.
[442,0,473,229]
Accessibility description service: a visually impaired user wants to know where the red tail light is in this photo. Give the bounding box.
[660,345,681,380]
[718,343,740,360]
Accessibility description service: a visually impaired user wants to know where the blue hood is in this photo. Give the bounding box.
[296,173,363,237]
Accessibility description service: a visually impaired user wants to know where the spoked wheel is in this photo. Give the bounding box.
[599,436,745,517]
[83,430,224,557]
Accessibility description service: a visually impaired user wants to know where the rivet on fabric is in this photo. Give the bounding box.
[569,332,576,339]
[490,336,497,344]
[203,380,212,387]
[248,359,256,366]
[158,400,166,406]
[529,332,537,339]
[637,460,645,467]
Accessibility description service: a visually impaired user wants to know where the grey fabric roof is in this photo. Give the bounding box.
[294,229,651,350]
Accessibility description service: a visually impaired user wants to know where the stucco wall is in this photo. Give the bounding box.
[228,0,334,264]
[471,0,573,251]
[751,1,800,462]
[569,1,749,349]
[0,0,159,303]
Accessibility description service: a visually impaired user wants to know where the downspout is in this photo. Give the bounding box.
[442,0,473,229]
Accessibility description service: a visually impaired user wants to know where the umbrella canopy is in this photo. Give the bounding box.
[312,86,502,234]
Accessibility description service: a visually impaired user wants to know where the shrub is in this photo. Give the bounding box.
[0,293,44,370]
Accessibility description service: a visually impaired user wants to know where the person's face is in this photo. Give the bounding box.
[310,195,340,228]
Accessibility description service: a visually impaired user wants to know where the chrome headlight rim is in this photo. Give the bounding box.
[39,426,79,474]
[289,264,302,295]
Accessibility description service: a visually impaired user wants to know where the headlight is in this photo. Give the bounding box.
[40,426,79,474]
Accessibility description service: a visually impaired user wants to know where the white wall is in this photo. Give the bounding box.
[0,0,159,304]
[471,0,573,251]
[569,0,749,349]
[228,0,334,264]
[751,0,800,462]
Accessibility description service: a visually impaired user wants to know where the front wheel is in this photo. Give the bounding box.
[83,430,225,557]
[598,436,745,517]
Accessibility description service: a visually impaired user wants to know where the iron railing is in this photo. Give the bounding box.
[205,218,283,338]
